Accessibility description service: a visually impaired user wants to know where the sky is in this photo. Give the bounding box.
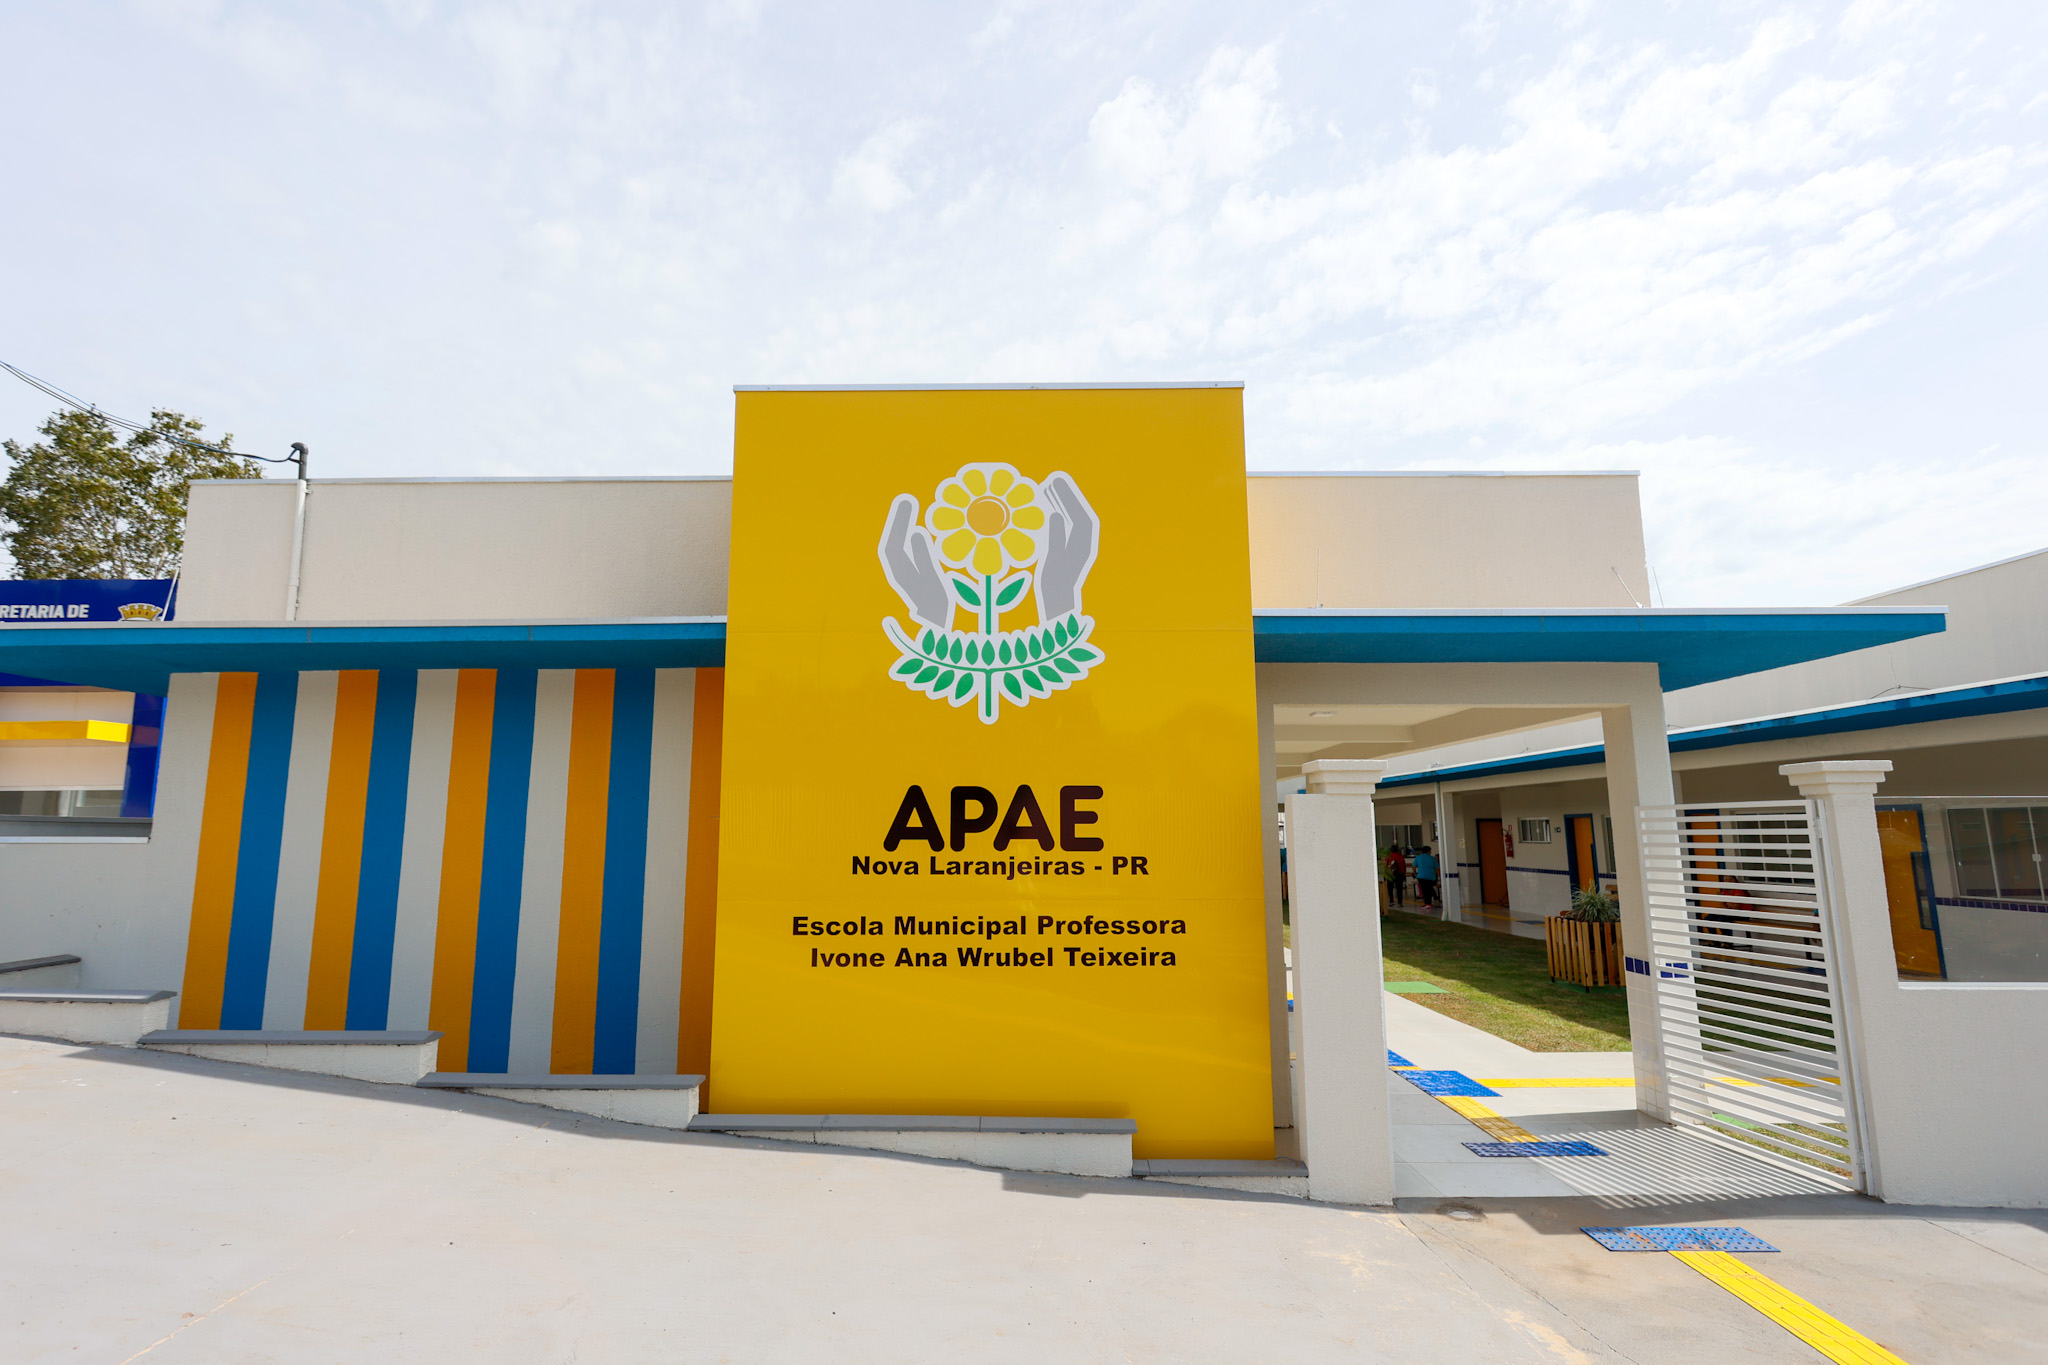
[1,0,2043,605]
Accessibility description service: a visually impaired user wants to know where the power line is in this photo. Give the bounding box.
[1,361,306,477]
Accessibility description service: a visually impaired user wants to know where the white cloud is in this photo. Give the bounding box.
[833,119,929,212]
[7,2,2042,606]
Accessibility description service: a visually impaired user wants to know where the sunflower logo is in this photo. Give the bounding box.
[925,465,1046,576]
[878,461,1103,724]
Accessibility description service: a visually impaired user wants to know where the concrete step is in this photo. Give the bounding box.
[140,1030,440,1084]
[0,989,174,1045]
[1134,1158,1310,1197]
[0,954,83,990]
[418,1073,705,1129]
[688,1114,1136,1177]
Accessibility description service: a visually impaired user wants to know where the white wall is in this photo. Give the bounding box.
[0,673,213,1008]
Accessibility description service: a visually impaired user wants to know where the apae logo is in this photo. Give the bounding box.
[877,462,1104,724]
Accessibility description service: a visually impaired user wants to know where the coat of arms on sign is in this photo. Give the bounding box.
[877,462,1104,724]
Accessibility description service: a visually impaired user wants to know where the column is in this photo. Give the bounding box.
[1601,685,1677,1121]
[1289,758,1392,1205]
[1435,784,1462,919]
[1779,759,1894,1200]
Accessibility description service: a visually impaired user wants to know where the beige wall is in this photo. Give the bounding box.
[180,478,733,621]
[0,688,135,790]
[1246,473,1649,610]
[180,471,1648,621]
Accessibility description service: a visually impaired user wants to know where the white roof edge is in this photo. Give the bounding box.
[1847,544,2048,604]
[1250,606,1946,618]
[188,475,735,485]
[1247,469,1639,478]
[732,381,1244,391]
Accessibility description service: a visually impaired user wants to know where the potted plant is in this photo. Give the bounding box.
[1546,886,1624,989]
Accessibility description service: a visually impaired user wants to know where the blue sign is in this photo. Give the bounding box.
[0,578,178,623]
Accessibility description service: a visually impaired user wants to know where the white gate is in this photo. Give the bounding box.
[1638,800,1864,1191]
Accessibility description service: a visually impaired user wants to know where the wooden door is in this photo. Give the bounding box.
[1877,807,1943,977]
[1567,816,1598,892]
[1476,818,1508,906]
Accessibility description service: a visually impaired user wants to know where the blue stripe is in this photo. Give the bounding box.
[592,667,656,1074]
[120,692,165,818]
[466,668,538,1073]
[346,670,417,1029]
[220,671,299,1028]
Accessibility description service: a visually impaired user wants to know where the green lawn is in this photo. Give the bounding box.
[1378,912,1631,1052]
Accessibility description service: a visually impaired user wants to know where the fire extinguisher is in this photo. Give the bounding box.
[1503,826,1515,858]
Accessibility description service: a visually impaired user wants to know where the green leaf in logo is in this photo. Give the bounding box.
[915,665,939,684]
[920,629,937,653]
[995,574,1028,608]
[1027,634,1043,661]
[1068,647,1096,663]
[948,637,963,664]
[1055,657,1081,675]
[894,658,922,677]
[934,669,957,692]
[1002,672,1023,701]
[951,576,982,607]
[953,671,975,700]
[998,638,1013,664]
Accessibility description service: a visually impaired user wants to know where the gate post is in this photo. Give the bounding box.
[1603,679,1677,1122]
[1779,759,1892,1198]
[1288,758,1393,1205]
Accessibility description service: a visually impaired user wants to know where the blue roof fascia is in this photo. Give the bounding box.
[1377,673,2048,789]
[0,619,728,695]
[1253,608,1946,690]
[5,607,1948,697]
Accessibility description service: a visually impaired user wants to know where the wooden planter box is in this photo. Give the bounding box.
[1546,916,1623,989]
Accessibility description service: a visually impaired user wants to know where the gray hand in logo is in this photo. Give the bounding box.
[1037,472,1098,621]
[878,494,952,631]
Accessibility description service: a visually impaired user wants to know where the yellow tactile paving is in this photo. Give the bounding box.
[1434,1095,1540,1142]
[1672,1250,1911,1364]
[1476,1078,1633,1088]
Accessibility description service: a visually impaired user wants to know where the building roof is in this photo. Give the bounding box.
[1377,670,2048,789]
[0,607,1944,696]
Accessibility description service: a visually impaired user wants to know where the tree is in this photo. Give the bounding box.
[0,408,264,578]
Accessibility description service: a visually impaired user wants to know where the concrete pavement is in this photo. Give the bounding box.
[3,1033,2044,1362]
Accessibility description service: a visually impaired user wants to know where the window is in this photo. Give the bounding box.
[1516,818,1551,844]
[1946,805,2048,902]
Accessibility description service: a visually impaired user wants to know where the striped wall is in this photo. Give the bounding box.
[178,667,722,1075]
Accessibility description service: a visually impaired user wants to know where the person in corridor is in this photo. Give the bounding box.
[1413,845,1440,909]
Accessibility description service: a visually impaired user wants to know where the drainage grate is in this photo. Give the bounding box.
[1464,1140,1608,1158]
[1582,1226,1779,1253]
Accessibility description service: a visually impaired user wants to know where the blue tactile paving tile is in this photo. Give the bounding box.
[1399,1069,1500,1097]
[1581,1226,1779,1253]
[1464,1140,1608,1158]
[1386,1050,1414,1067]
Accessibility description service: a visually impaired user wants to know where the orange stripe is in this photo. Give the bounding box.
[676,668,724,1083]
[551,669,615,1074]
[428,669,496,1071]
[304,670,379,1029]
[181,673,259,1030]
